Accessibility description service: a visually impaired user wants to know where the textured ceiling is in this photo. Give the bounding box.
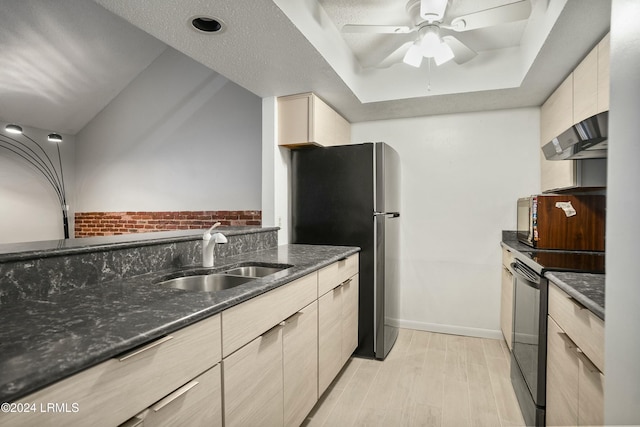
[0,0,612,132]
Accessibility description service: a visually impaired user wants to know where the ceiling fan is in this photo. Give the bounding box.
[342,0,532,68]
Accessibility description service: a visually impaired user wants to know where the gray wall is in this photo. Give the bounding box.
[75,47,262,212]
[605,1,640,424]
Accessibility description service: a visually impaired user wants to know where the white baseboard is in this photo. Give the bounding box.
[386,317,504,341]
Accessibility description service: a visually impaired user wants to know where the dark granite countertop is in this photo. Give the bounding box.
[501,238,605,321]
[0,244,359,403]
[0,226,279,262]
[545,272,605,320]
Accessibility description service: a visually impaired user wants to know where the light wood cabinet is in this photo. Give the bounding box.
[540,75,575,192]
[278,92,351,148]
[221,272,317,357]
[539,32,610,193]
[341,274,359,365]
[318,284,343,395]
[318,264,359,396]
[573,48,598,124]
[548,283,604,372]
[223,325,284,427]
[122,365,222,427]
[546,283,604,426]
[546,317,579,427]
[500,248,514,350]
[597,33,610,113]
[2,314,221,427]
[283,301,318,427]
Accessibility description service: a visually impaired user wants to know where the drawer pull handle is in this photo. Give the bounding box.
[575,348,602,374]
[151,380,200,412]
[118,335,174,362]
[338,257,348,263]
[568,296,587,310]
[558,332,577,348]
[284,311,303,323]
[342,278,353,286]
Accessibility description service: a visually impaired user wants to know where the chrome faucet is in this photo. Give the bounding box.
[202,222,228,267]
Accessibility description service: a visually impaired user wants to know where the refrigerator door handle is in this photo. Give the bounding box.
[374,211,400,218]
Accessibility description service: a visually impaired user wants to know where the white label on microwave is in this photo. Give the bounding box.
[555,201,577,217]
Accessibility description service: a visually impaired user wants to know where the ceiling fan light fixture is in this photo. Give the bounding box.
[433,42,454,66]
[420,30,441,57]
[403,43,423,67]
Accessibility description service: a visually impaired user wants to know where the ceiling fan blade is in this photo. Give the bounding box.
[449,0,532,32]
[420,0,449,23]
[342,24,414,34]
[442,36,477,64]
[360,33,416,68]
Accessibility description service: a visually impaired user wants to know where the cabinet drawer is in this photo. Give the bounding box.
[222,272,317,357]
[318,286,343,396]
[122,364,222,427]
[342,274,359,364]
[548,283,604,372]
[3,314,221,427]
[318,254,358,296]
[501,248,514,269]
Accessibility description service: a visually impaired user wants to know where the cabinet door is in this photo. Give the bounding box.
[318,285,343,396]
[546,317,579,427]
[597,33,610,113]
[540,76,575,192]
[278,94,313,147]
[573,48,598,123]
[223,326,283,427]
[341,274,359,364]
[578,354,604,426]
[283,301,318,427]
[500,266,514,350]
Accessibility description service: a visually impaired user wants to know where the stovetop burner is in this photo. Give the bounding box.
[522,250,605,274]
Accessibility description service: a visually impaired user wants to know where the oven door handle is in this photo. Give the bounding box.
[510,261,541,289]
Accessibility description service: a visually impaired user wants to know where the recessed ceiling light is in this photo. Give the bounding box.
[190,16,225,34]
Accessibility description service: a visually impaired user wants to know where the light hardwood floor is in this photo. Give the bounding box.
[304,328,526,427]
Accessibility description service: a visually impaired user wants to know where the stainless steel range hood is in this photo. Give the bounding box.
[542,111,608,160]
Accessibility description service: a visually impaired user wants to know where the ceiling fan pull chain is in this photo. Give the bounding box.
[427,58,432,91]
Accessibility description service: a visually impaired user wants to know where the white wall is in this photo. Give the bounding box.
[0,122,75,243]
[261,97,291,243]
[75,47,262,212]
[605,1,640,423]
[352,108,540,337]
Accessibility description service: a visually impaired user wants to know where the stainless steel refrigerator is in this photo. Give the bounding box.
[291,142,400,359]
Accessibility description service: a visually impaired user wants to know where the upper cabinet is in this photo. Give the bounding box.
[278,93,351,148]
[539,33,610,193]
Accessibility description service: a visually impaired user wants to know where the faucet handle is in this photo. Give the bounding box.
[205,222,222,234]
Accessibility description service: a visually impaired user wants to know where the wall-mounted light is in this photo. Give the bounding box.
[1,124,69,238]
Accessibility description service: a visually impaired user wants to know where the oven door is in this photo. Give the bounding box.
[511,260,548,407]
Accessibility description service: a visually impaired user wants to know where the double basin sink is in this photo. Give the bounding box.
[156,264,291,293]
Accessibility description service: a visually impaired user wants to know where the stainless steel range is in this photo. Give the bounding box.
[509,250,605,427]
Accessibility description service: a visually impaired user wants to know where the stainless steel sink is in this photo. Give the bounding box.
[157,274,252,292]
[223,265,288,278]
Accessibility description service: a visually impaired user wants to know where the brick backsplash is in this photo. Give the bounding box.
[74,210,262,238]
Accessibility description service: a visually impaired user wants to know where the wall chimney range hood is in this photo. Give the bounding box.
[542,111,608,160]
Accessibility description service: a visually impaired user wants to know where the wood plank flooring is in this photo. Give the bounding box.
[304,329,526,427]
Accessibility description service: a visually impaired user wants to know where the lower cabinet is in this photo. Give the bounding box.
[500,247,514,350]
[122,365,222,427]
[283,301,318,427]
[546,283,604,426]
[223,325,284,427]
[318,273,359,396]
[318,284,343,395]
